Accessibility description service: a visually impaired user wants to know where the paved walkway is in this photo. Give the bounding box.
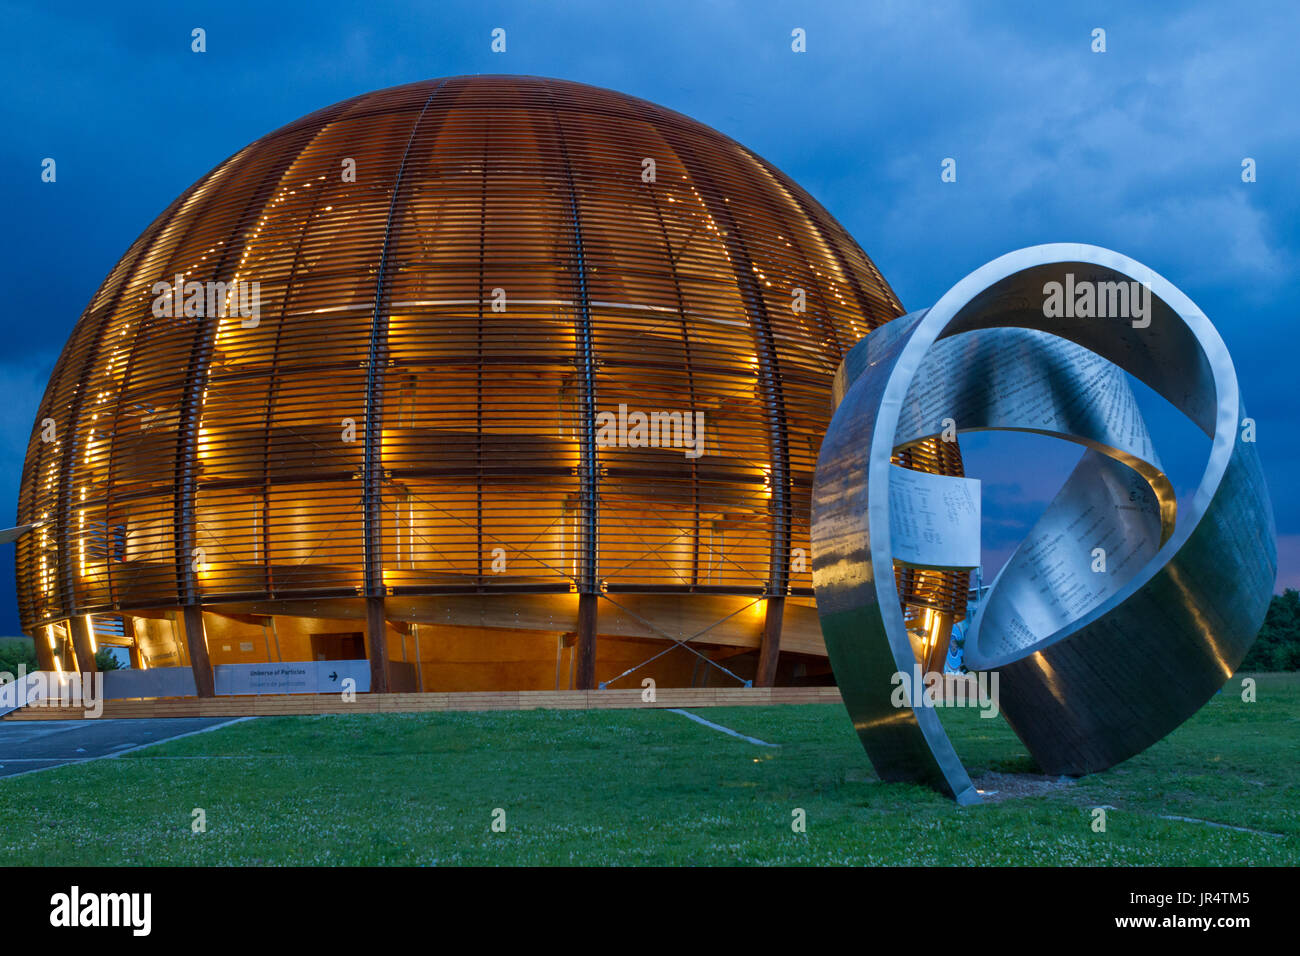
[0,717,243,778]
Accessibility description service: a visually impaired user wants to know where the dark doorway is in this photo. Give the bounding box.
[310,632,365,661]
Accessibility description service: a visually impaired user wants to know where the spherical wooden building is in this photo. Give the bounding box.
[16,75,906,695]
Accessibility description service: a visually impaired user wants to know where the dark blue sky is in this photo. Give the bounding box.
[1,0,1296,633]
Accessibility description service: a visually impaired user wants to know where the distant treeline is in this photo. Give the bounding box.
[1241,589,1300,672]
[0,637,120,675]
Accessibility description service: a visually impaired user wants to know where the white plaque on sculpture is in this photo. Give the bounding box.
[888,465,981,570]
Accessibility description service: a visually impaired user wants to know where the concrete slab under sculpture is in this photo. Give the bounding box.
[811,243,1275,803]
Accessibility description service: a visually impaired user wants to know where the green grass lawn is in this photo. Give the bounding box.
[2,673,1297,865]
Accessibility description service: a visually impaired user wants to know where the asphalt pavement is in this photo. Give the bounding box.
[0,717,246,778]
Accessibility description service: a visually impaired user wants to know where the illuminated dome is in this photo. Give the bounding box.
[17,75,905,693]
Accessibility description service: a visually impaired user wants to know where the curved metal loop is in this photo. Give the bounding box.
[812,243,1275,798]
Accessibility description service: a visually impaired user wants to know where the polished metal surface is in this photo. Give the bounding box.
[838,325,1177,537]
[973,448,1163,661]
[812,243,1275,797]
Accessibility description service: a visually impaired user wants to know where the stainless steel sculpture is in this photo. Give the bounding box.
[812,243,1276,803]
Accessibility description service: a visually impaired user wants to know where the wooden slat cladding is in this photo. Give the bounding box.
[16,75,904,632]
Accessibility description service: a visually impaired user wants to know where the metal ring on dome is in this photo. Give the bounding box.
[811,243,1275,803]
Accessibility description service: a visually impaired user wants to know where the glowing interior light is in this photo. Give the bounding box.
[928,613,944,656]
[11,77,906,696]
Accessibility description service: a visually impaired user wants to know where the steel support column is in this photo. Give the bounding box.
[546,81,602,690]
[357,83,453,697]
[658,134,792,688]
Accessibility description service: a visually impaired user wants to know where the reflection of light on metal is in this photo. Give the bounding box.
[1028,651,1068,709]
[85,616,97,653]
[47,625,57,649]
[1164,561,1234,679]
[53,654,63,673]
[814,243,1276,797]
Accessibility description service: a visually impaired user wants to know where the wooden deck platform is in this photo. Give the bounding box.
[1,686,844,720]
